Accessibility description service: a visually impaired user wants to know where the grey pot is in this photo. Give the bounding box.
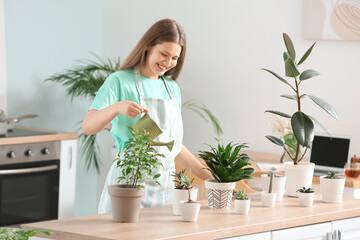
[108,184,145,223]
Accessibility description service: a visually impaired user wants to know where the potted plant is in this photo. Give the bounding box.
[108,130,164,222]
[234,190,251,215]
[199,140,255,209]
[0,228,52,240]
[320,171,345,203]
[262,33,338,197]
[171,169,198,215]
[261,169,277,208]
[261,167,286,201]
[297,187,315,207]
[178,178,201,222]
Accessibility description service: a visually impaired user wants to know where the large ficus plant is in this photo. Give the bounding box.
[262,33,338,165]
[199,140,255,182]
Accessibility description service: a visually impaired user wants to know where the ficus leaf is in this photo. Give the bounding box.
[265,110,291,118]
[265,135,284,147]
[285,57,300,77]
[306,94,339,119]
[298,42,316,65]
[283,33,296,60]
[299,69,320,81]
[280,94,297,100]
[291,111,314,147]
[262,68,296,91]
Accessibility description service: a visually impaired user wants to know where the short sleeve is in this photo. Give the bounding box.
[89,73,120,111]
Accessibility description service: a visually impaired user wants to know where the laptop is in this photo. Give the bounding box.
[309,133,351,176]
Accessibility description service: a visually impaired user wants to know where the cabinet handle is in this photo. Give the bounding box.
[68,147,72,169]
[333,230,341,240]
[326,232,333,240]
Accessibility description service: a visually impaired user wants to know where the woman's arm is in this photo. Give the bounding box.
[175,145,213,180]
[82,101,148,135]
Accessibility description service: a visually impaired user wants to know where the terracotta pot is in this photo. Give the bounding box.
[298,192,314,207]
[261,174,286,201]
[284,162,315,197]
[261,191,277,208]
[204,179,236,209]
[234,199,251,215]
[108,184,145,223]
[320,176,345,203]
[179,201,200,222]
[172,188,198,215]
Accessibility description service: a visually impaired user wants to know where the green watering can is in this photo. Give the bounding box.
[127,113,174,152]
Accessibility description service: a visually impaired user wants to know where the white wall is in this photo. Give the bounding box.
[103,0,360,158]
[0,0,7,113]
[4,0,103,216]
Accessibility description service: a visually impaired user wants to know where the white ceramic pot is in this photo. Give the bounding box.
[204,179,236,209]
[298,192,314,207]
[261,174,286,201]
[179,201,201,222]
[234,199,251,215]
[284,162,315,197]
[261,191,277,208]
[172,188,198,215]
[320,176,345,203]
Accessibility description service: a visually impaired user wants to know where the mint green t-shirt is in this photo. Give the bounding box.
[89,68,182,152]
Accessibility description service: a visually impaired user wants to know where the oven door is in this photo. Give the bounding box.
[0,160,59,226]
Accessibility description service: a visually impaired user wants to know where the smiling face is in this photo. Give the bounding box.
[140,42,182,80]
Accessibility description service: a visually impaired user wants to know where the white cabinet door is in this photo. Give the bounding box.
[223,232,271,240]
[332,217,360,240]
[59,139,77,219]
[272,222,332,240]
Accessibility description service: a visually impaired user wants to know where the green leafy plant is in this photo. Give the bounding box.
[0,228,52,240]
[199,140,255,182]
[234,189,248,200]
[45,56,223,173]
[172,169,194,190]
[115,130,165,188]
[297,187,314,193]
[263,33,338,165]
[325,171,340,179]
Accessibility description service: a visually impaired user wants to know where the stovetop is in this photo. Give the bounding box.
[0,128,54,138]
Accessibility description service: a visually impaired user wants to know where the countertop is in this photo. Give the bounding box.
[22,194,360,240]
[0,125,78,145]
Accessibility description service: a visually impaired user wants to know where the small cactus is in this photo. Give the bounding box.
[297,187,314,193]
[326,171,339,179]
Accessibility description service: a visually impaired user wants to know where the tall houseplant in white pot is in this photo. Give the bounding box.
[108,130,164,223]
[199,140,255,209]
[262,33,338,197]
[171,169,198,216]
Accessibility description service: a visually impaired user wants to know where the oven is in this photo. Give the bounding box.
[0,140,61,226]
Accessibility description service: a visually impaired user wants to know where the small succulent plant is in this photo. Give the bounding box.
[326,171,340,179]
[172,169,194,190]
[297,187,314,193]
[234,190,248,200]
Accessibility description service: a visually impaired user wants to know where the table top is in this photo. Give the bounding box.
[23,194,360,240]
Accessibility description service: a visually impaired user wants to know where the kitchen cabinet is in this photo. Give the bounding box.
[59,139,77,219]
[332,217,360,240]
[272,222,332,240]
[224,232,271,240]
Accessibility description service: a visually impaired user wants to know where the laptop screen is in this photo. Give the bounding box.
[309,134,351,173]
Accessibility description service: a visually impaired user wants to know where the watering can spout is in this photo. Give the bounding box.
[151,140,174,152]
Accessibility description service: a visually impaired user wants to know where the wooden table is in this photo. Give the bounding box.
[23,194,360,240]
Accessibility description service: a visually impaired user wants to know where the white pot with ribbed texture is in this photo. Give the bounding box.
[234,199,251,215]
[204,179,236,209]
[320,176,345,203]
[179,201,200,222]
[261,174,286,201]
[172,188,198,215]
[299,192,314,207]
[284,162,315,197]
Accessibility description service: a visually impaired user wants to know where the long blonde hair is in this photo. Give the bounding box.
[119,19,186,81]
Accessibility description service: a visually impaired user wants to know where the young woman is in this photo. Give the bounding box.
[82,19,213,213]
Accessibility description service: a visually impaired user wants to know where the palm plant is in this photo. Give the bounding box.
[262,33,338,165]
[45,55,223,173]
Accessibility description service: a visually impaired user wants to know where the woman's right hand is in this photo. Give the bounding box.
[117,101,148,119]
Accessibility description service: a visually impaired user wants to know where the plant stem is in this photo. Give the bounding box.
[294,75,301,165]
